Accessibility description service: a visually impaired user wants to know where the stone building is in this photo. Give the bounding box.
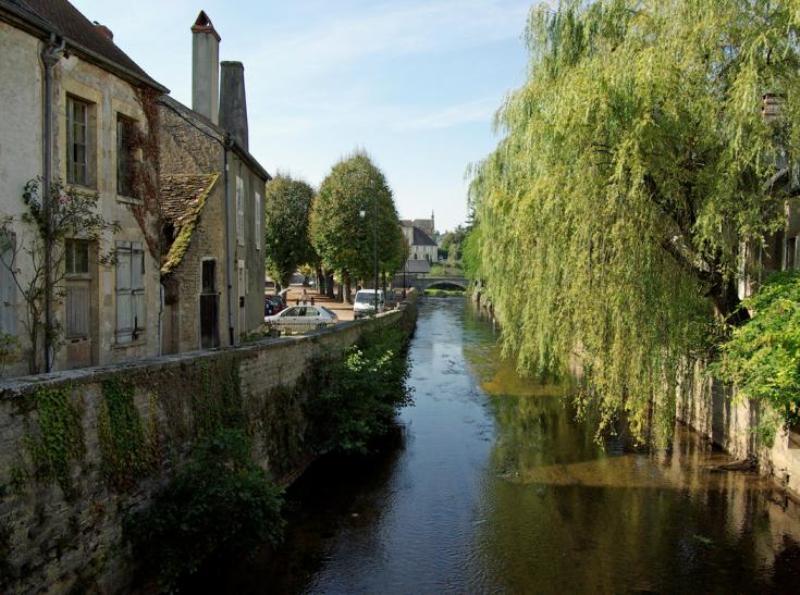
[401,221,438,264]
[158,11,270,353]
[0,0,167,376]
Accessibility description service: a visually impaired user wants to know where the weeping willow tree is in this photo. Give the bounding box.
[470,0,800,442]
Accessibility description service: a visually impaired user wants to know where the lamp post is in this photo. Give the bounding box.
[403,259,407,299]
[359,204,380,315]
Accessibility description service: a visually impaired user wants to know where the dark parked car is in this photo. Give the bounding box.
[264,294,286,317]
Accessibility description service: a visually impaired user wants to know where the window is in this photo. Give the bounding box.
[115,241,145,344]
[65,239,90,339]
[236,176,245,246]
[201,259,216,293]
[254,191,262,250]
[117,115,137,198]
[65,239,89,276]
[66,96,92,187]
[0,231,16,335]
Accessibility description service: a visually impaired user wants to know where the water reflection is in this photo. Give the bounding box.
[213,298,800,594]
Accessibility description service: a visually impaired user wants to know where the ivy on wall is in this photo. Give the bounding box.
[21,386,85,496]
[97,379,155,491]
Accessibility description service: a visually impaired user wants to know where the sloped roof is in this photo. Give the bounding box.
[0,0,166,92]
[160,173,220,274]
[159,95,271,183]
[412,226,437,247]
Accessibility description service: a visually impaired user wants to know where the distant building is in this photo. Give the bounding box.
[158,11,270,354]
[401,223,438,263]
[401,211,436,239]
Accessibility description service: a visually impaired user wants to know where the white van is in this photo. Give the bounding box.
[353,289,385,319]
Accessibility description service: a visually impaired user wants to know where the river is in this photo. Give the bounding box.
[219,297,800,593]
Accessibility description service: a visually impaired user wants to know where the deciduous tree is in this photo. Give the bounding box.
[263,175,315,290]
[311,152,404,301]
[470,0,800,442]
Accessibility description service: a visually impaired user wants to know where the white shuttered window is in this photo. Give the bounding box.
[255,191,262,250]
[0,232,16,335]
[236,176,245,246]
[115,241,145,344]
[65,239,90,339]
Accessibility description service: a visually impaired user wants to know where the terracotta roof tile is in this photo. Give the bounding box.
[2,0,165,91]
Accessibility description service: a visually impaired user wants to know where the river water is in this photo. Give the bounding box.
[222,298,800,593]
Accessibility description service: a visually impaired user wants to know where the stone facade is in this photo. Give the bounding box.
[0,296,417,594]
[158,96,269,351]
[0,5,164,378]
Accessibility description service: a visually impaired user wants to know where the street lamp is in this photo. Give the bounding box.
[359,206,379,314]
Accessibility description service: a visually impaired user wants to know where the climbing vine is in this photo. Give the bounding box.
[97,378,154,491]
[131,86,162,262]
[22,386,85,495]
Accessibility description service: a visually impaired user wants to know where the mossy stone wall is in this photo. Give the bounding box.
[0,296,417,594]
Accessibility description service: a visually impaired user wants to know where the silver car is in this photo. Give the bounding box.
[265,304,338,334]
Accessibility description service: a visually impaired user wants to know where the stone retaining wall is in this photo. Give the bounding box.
[0,295,417,594]
[675,358,800,497]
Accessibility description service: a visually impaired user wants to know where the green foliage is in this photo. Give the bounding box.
[424,288,465,297]
[461,225,482,282]
[97,379,153,491]
[263,175,316,288]
[23,387,85,494]
[308,327,412,453]
[439,226,469,262]
[191,360,244,438]
[716,271,800,439]
[310,151,406,284]
[0,332,19,377]
[124,429,285,592]
[469,0,800,442]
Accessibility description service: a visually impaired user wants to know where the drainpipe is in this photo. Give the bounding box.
[223,134,235,346]
[41,34,65,373]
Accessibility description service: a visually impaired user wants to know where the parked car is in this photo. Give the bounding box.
[265,304,338,334]
[264,294,286,316]
[353,289,385,319]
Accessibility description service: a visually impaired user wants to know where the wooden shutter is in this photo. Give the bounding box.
[255,192,261,250]
[115,241,132,343]
[236,176,245,246]
[65,284,89,338]
[131,242,145,335]
[0,233,16,334]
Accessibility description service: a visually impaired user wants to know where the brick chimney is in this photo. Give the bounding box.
[191,10,220,124]
[93,21,113,41]
[219,61,249,150]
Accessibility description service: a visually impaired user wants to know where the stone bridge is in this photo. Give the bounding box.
[395,275,469,291]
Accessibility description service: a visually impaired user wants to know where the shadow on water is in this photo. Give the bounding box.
[207,297,800,594]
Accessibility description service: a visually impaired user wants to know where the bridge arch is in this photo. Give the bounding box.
[425,280,467,291]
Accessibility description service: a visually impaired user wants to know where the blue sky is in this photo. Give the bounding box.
[72,0,534,232]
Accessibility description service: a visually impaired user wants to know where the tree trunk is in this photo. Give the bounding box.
[381,270,387,295]
[344,270,353,303]
[326,272,335,299]
[336,274,343,302]
[316,265,324,295]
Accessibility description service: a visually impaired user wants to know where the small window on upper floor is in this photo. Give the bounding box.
[66,96,95,188]
[117,115,138,199]
[236,176,245,246]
